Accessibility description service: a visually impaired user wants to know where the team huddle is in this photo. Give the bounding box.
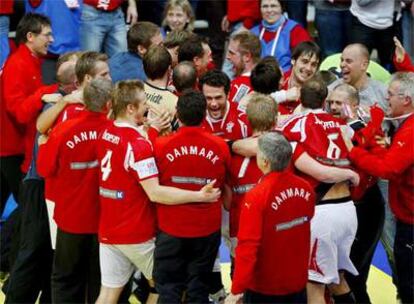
[1,10,414,304]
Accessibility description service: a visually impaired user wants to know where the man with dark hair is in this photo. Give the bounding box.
[153,90,231,303]
[178,35,211,78]
[143,45,178,133]
[226,31,261,103]
[251,56,282,95]
[109,22,163,82]
[237,56,282,113]
[37,78,113,303]
[4,54,80,303]
[199,70,250,141]
[271,41,321,116]
[227,132,315,304]
[172,61,197,95]
[0,12,56,278]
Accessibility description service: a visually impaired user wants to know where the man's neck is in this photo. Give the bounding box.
[289,73,302,88]
[147,77,168,89]
[243,62,257,75]
[351,74,369,91]
[25,43,40,58]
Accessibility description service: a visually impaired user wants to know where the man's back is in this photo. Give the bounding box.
[37,110,109,233]
[154,126,231,237]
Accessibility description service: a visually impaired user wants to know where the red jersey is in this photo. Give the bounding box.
[281,109,351,187]
[98,121,158,244]
[229,74,253,104]
[201,101,251,141]
[83,0,123,11]
[1,43,57,170]
[55,103,85,126]
[228,154,262,237]
[154,126,231,237]
[279,69,300,115]
[349,114,414,224]
[232,171,315,295]
[37,111,109,233]
[44,103,86,203]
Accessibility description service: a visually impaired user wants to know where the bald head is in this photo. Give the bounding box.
[340,43,370,87]
[344,44,369,61]
[173,61,197,93]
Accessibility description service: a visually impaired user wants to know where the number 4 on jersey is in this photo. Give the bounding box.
[101,150,113,181]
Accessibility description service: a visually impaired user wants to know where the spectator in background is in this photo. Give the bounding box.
[221,0,260,33]
[393,36,414,72]
[79,0,137,57]
[313,0,352,59]
[109,22,163,83]
[25,0,81,84]
[251,0,312,72]
[0,0,13,69]
[349,0,397,71]
[400,0,414,59]
[282,0,308,29]
[161,0,195,38]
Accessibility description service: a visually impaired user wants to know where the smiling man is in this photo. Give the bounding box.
[226,32,261,103]
[272,41,321,116]
[199,70,250,141]
[329,43,388,113]
[347,72,414,304]
[1,14,56,280]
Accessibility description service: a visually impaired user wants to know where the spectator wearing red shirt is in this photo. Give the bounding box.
[393,36,414,73]
[37,79,113,303]
[226,32,261,103]
[226,132,315,304]
[346,72,414,304]
[153,90,231,304]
